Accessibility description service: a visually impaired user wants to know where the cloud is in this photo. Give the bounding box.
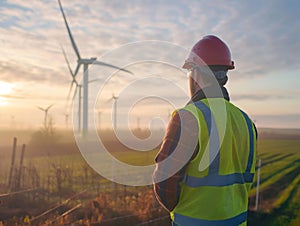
[211,0,300,77]
[1,0,300,128]
[0,93,24,99]
[0,60,68,85]
[230,93,293,101]
[2,0,299,84]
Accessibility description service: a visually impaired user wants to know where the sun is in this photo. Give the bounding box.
[0,81,14,106]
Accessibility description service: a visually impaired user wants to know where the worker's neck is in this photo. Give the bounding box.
[190,82,212,97]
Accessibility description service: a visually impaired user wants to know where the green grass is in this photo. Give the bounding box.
[273,174,300,208]
[248,136,300,225]
[289,183,300,225]
[250,163,299,197]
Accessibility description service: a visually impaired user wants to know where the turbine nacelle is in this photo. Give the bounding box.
[78,58,97,64]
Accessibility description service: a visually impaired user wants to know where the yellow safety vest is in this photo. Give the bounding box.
[171,98,256,226]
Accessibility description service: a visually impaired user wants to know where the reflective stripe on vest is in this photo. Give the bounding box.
[184,172,254,187]
[194,101,220,174]
[240,110,255,173]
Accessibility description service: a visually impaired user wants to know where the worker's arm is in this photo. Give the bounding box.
[153,110,198,212]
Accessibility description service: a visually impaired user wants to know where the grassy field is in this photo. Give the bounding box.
[0,127,300,225]
[248,129,300,226]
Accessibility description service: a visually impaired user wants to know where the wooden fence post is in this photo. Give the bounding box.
[16,144,26,190]
[255,159,262,211]
[8,137,17,190]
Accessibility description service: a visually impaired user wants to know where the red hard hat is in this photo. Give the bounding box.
[183,35,234,70]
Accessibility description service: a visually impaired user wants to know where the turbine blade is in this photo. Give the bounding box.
[37,106,45,111]
[46,104,54,111]
[67,80,76,103]
[88,78,102,84]
[74,63,81,76]
[106,96,113,103]
[73,77,78,86]
[58,0,81,60]
[66,83,77,112]
[93,60,133,74]
[72,86,78,101]
[61,45,75,77]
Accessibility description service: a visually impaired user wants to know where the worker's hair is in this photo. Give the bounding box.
[196,65,228,86]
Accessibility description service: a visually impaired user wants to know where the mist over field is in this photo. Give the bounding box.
[0,126,300,225]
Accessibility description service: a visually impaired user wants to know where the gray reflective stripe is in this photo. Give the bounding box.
[240,110,255,173]
[184,172,254,187]
[193,101,220,173]
[173,211,247,226]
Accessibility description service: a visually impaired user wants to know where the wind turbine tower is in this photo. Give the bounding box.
[64,113,69,129]
[98,111,102,130]
[107,94,119,131]
[112,94,118,131]
[137,117,141,131]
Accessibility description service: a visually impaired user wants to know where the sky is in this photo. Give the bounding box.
[0,0,299,131]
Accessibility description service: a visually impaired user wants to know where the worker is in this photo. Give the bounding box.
[153,35,257,226]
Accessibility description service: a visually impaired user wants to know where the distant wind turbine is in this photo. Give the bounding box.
[58,0,132,137]
[137,117,141,130]
[64,113,69,129]
[107,94,119,131]
[98,110,102,130]
[10,115,16,129]
[37,104,54,128]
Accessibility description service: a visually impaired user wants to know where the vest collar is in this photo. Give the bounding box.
[190,86,230,103]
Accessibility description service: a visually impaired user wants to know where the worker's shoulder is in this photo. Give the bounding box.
[173,107,197,119]
[225,101,257,131]
[225,100,244,112]
[226,101,252,118]
[171,106,199,126]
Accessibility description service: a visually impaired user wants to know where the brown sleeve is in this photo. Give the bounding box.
[153,110,199,211]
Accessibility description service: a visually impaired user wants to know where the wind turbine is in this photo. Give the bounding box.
[58,0,132,137]
[37,104,54,128]
[107,94,119,131]
[137,117,141,131]
[63,46,105,132]
[10,115,16,129]
[62,46,105,132]
[64,113,69,129]
[97,110,102,130]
